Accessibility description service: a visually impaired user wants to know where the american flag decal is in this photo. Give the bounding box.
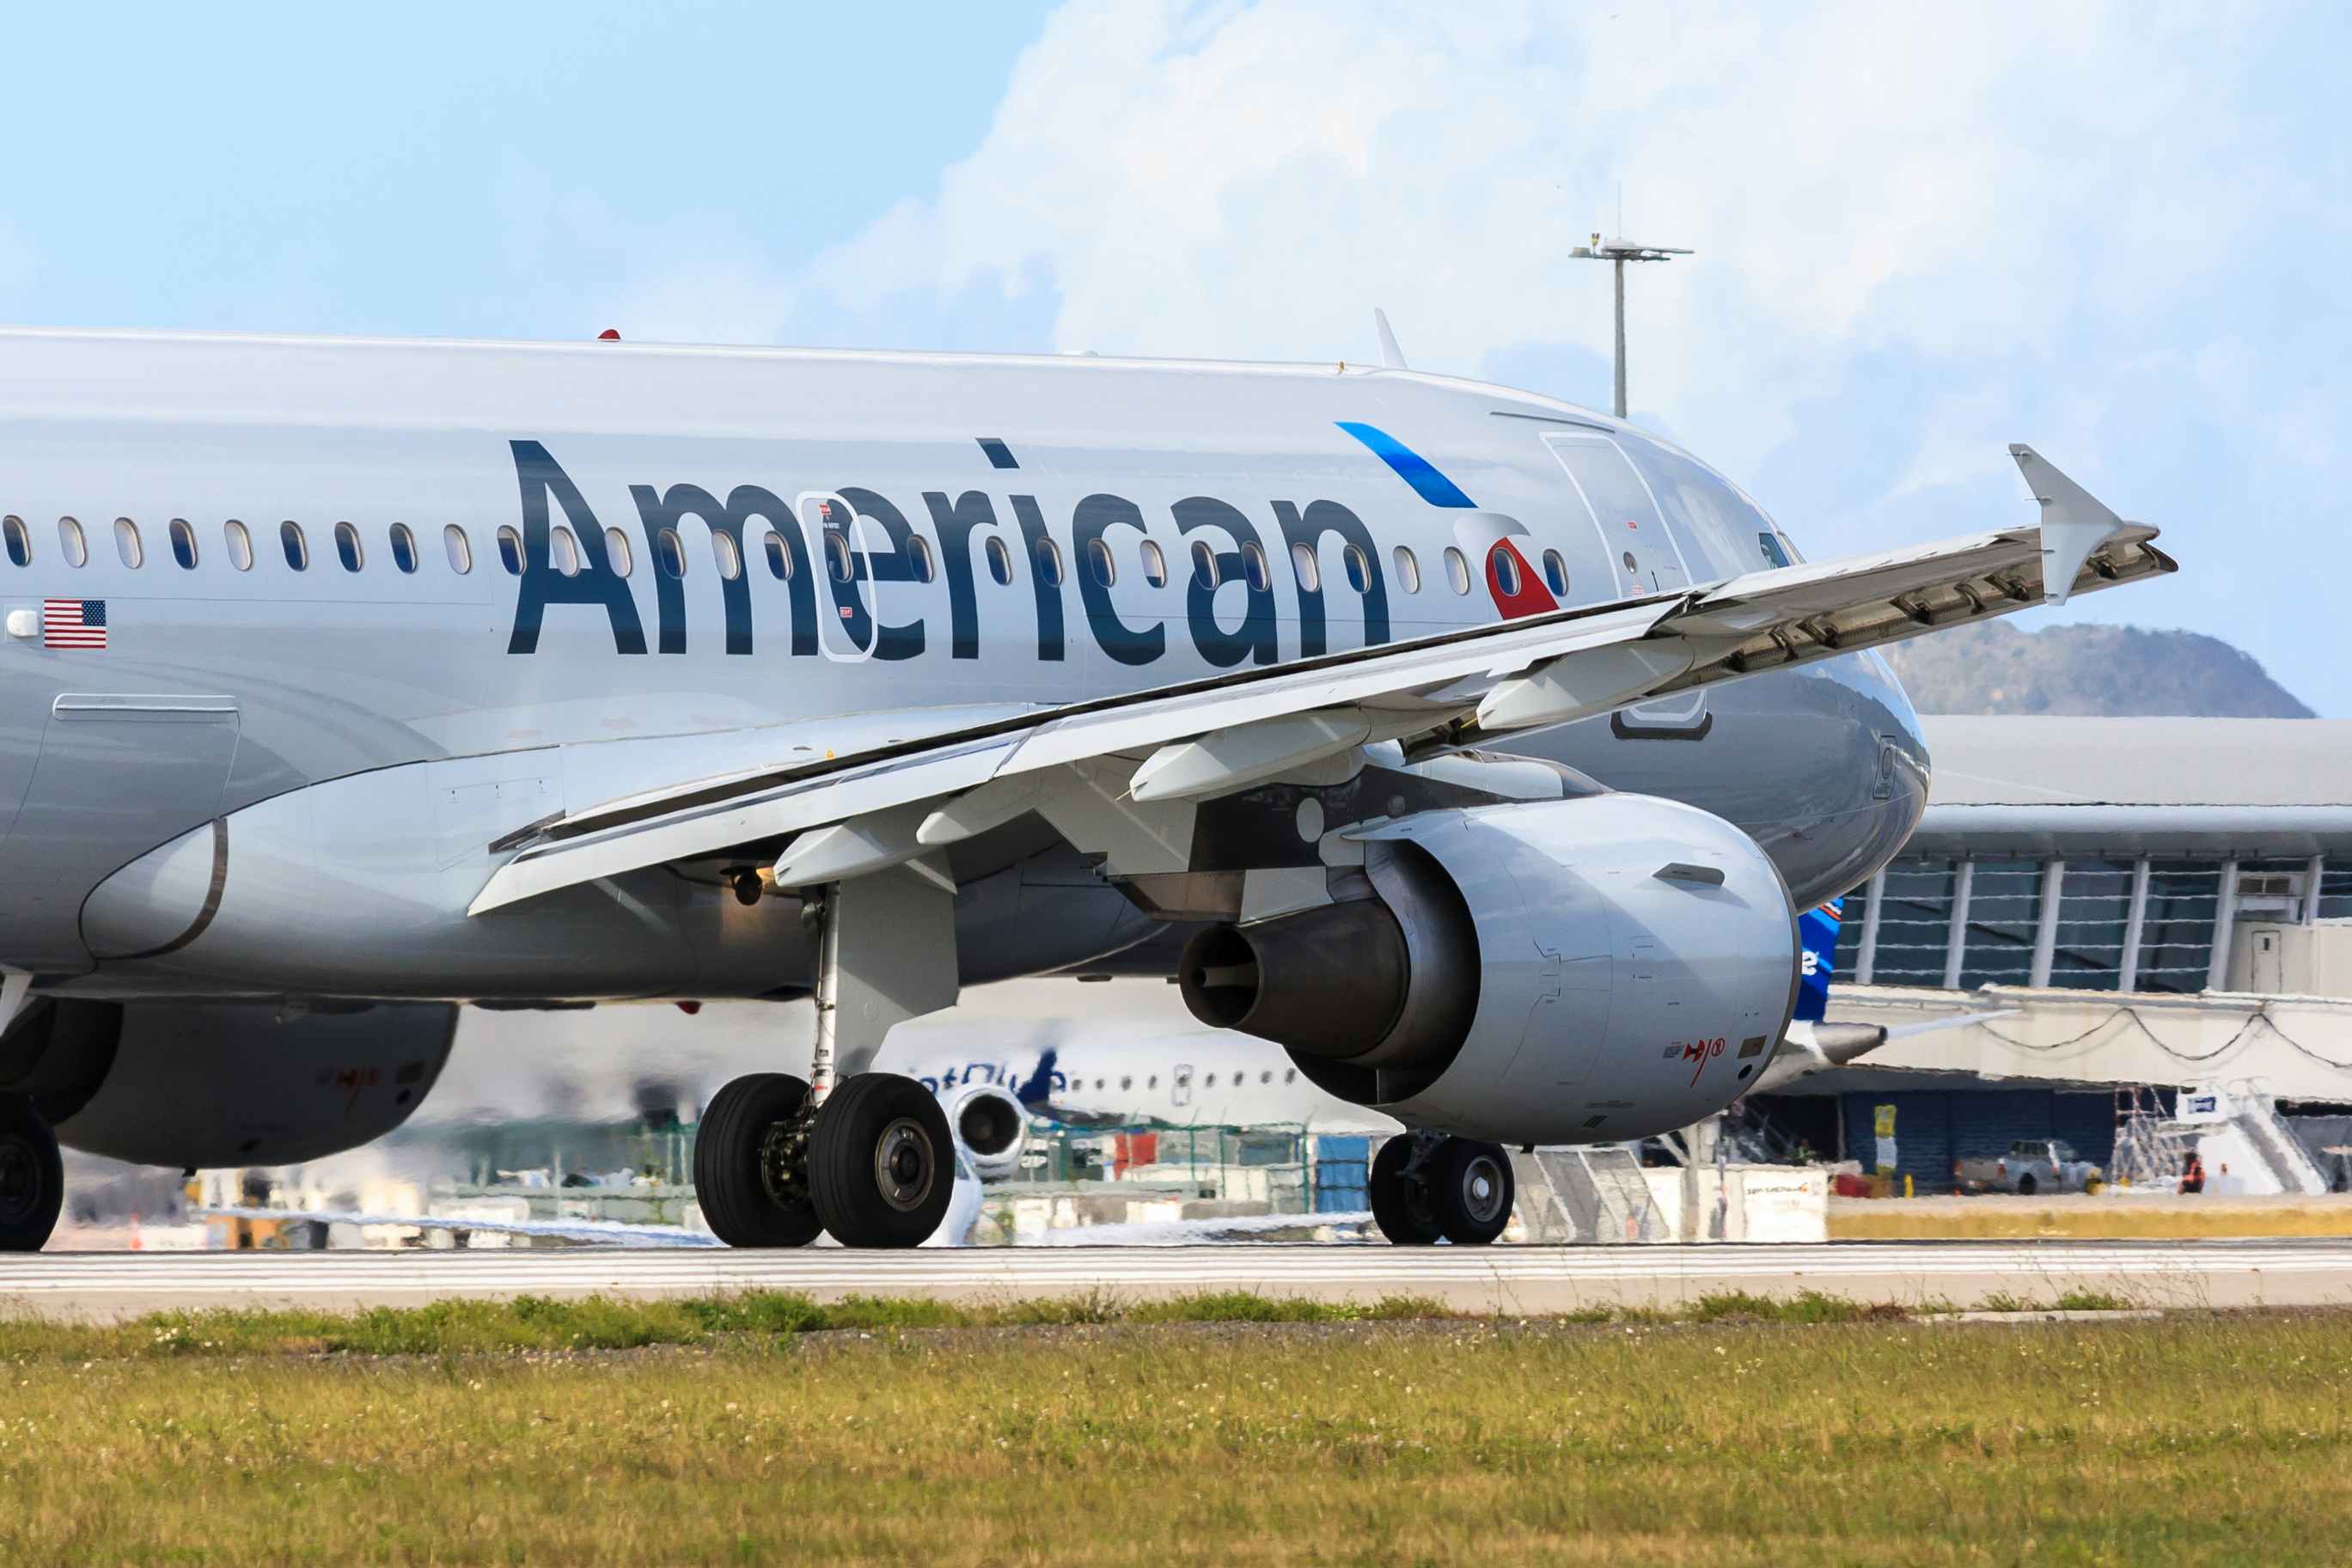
[42,599,107,650]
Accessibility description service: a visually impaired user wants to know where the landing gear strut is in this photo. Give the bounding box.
[1368,1132,1514,1247]
[696,880,958,1249]
[0,1095,62,1253]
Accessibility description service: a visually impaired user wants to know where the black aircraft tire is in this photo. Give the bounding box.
[809,1073,955,1249]
[1432,1138,1514,1247]
[694,1073,822,1248]
[0,1095,63,1254]
[1367,1135,1443,1246]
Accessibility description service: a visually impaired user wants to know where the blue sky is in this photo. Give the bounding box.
[3,2,2345,711]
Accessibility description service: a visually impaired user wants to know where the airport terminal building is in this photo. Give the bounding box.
[1762,717,2352,1192]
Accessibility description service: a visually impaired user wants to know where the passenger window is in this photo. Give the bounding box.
[333,522,363,572]
[656,528,685,579]
[985,536,1013,585]
[1444,546,1470,595]
[497,525,522,576]
[443,525,473,575]
[710,529,741,581]
[1242,541,1268,593]
[1343,544,1370,594]
[553,526,582,577]
[224,520,254,570]
[1290,540,1320,593]
[1543,548,1569,596]
[1190,540,1219,590]
[168,518,198,569]
[825,530,852,583]
[389,523,419,574]
[1035,536,1065,587]
[761,531,789,581]
[1490,543,1520,597]
[907,535,937,584]
[281,521,309,570]
[58,517,87,567]
[1392,545,1420,594]
[114,517,144,569]
[2,516,27,567]
[1087,538,1115,588]
[605,528,633,577]
[1139,540,1167,588]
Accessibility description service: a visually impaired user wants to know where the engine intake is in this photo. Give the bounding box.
[1182,794,1800,1145]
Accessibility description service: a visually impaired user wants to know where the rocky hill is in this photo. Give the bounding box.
[1877,621,2312,718]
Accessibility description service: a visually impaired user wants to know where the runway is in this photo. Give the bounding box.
[5,1239,2350,1320]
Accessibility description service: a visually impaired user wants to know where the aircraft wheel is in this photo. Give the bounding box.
[0,1095,62,1253]
[694,1073,822,1248]
[809,1073,954,1248]
[1431,1138,1514,1247]
[1367,1135,1443,1245]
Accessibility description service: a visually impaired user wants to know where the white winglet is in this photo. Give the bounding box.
[1373,308,1407,369]
[2010,444,2126,607]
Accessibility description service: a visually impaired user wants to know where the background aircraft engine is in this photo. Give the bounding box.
[0,999,455,1168]
[945,1083,1028,1181]
[1180,796,1799,1145]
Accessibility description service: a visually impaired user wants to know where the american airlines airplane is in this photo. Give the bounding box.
[0,324,2170,1252]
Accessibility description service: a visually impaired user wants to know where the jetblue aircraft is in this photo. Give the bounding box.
[0,325,2171,1251]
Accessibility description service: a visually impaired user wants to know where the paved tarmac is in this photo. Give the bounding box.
[4,1239,2349,1320]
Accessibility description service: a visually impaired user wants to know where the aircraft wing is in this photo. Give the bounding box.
[470,446,2171,915]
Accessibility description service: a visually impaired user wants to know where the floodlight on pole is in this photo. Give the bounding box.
[1568,232,1691,420]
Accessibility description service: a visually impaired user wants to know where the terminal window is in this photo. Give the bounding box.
[1863,857,1958,985]
[2050,858,2135,991]
[2135,861,2223,993]
[1957,857,2043,989]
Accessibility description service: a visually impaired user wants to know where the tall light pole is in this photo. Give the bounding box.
[1568,233,1691,419]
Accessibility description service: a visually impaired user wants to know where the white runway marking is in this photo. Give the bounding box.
[4,1240,2349,1319]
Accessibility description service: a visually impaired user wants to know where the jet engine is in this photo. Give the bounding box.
[942,1083,1029,1181]
[1181,795,1799,1145]
[0,999,455,1168]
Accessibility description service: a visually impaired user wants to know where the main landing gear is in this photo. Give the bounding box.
[0,1095,63,1253]
[1368,1132,1514,1246]
[694,878,959,1249]
[693,1070,953,1248]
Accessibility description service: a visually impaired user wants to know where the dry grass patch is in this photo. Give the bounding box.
[2,1303,2347,1564]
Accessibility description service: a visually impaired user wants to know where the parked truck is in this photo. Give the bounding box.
[1952,1140,2104,1196]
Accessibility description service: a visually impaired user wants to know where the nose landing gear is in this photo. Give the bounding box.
[1368,1132,1514,1247]
[0,1095,63,1253]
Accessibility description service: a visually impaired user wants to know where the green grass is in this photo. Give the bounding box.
[0,1287,2166,1364]
[0,1290,1458,1362]
[3,1306,2348,1565]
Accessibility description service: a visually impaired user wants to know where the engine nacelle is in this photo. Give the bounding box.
[1181,795,1799,1144]
[944,1083,1029,1181]
[0,999,454,1168]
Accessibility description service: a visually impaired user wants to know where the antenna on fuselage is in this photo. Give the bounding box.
[1371,308,1407,369]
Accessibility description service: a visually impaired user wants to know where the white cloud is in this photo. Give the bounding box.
[614,1,2352,708]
